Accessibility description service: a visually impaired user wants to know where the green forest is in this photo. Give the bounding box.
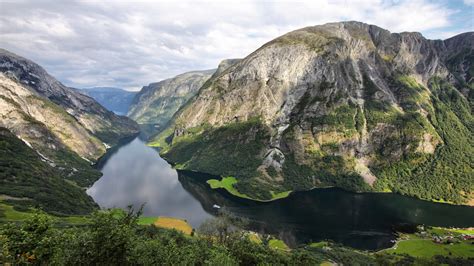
[0,127,98,215]
[373,77,474,204]
[2,208,472,265]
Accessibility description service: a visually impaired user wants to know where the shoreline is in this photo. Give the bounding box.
[153,148,473,207]
[196,171,474,207]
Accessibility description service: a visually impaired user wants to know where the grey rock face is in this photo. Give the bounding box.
[128,59,243,130]
[442,32,474,93]
[212,59,242,77]
[160,22,473,203]
[0,49,139,146]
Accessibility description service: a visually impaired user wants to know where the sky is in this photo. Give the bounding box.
[0,0,473,91]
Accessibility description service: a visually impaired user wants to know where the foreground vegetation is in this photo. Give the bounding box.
[154,216,193,235]
[1,207,472,265]
[0,209,320,265]
[0,127,98,215]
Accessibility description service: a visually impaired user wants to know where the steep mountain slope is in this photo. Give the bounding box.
[0,127,97,215]
[0,49,139,146]
[211,59,241,77]
[79,87,137,115]
[128,69,215,130]
[157,22,473,204]
[0,74,103,186]
[0,50,138,213]
[144,59,240,142]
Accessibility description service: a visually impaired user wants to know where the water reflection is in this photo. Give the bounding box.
[176,171,474,250]
[87,138,211,227]
[88,137,474,250]
[177,171,395,249]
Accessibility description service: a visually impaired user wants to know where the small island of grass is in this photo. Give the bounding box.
[207,176,252,199]
[206,176,291,202]
[270,190,291,200]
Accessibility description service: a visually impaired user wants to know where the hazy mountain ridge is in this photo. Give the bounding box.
[156,22,473,204]
[79,87,136,115]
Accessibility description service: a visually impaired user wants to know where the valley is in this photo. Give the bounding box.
[0,17,473,265]
[1,136,473,265]
[0,49,139,215]
[79,87,137,116]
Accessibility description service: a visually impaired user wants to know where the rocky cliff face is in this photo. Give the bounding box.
[158,22,473,204]
[0,49,139,187]
[211,59,241,77]
[0,49,139,146]
[128,70,215,129]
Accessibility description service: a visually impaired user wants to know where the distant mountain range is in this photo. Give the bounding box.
[79,87,136,116]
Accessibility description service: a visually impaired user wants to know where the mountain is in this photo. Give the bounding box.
[0,49,139,146]
[127,69,216,130]
[79,87,136,115]
[0,127,97,215]
[211,59,242,77]
[0,48,139,213]
[156,22,473,204]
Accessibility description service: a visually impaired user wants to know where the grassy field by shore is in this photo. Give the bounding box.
[137,215,193,235]
[0,202,90,225]
[2,200,473,264]
[381,227,474,258]
[137,216,159,225]
[269,239,290,251]
[154,216,193,235]
[207,176,291,201]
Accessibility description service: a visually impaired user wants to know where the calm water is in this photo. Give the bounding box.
[87,137,212,227]
[87,137,474,250]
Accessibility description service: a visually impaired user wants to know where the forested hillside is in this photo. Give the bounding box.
[0,127,97,215]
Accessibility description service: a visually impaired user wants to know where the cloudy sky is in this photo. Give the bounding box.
[1,0,473,91]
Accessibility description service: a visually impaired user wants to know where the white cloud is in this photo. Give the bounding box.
[464,0,474,6]
[0,0,463,90]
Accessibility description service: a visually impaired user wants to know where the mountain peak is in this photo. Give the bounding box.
[155,22,473,205]
[0,48,139,149]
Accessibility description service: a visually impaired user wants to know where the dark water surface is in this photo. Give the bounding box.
[87,137,474,250]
